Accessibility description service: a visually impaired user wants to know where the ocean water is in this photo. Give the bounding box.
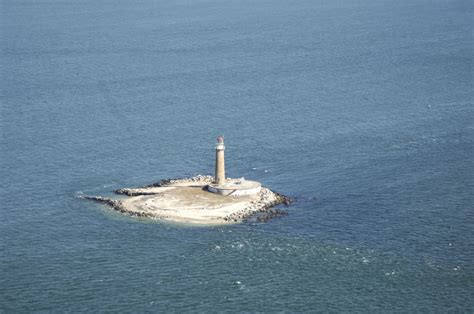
[1,0,473,311]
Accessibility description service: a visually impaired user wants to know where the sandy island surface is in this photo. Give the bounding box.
[83,175,291,225]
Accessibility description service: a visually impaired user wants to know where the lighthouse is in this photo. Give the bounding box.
[214,136,226,185]
[208,136,262,196]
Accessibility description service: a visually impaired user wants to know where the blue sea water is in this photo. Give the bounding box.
[1,0,473,311]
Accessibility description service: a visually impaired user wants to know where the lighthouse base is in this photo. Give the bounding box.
[207,179,261,196]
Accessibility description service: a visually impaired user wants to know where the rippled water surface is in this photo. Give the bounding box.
[1,0,473,311]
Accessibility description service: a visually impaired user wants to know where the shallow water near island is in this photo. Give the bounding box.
[1,0,473,311]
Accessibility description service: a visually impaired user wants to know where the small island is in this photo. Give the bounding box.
[83,137,291,225]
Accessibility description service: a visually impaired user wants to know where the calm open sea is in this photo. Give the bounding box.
[1,0,473,311]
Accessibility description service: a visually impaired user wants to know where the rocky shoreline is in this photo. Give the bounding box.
[223,188,291,222]
[114,175,215,196]
[82,175,292,225]
[144,175,215,188]
[82,195,155,219]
